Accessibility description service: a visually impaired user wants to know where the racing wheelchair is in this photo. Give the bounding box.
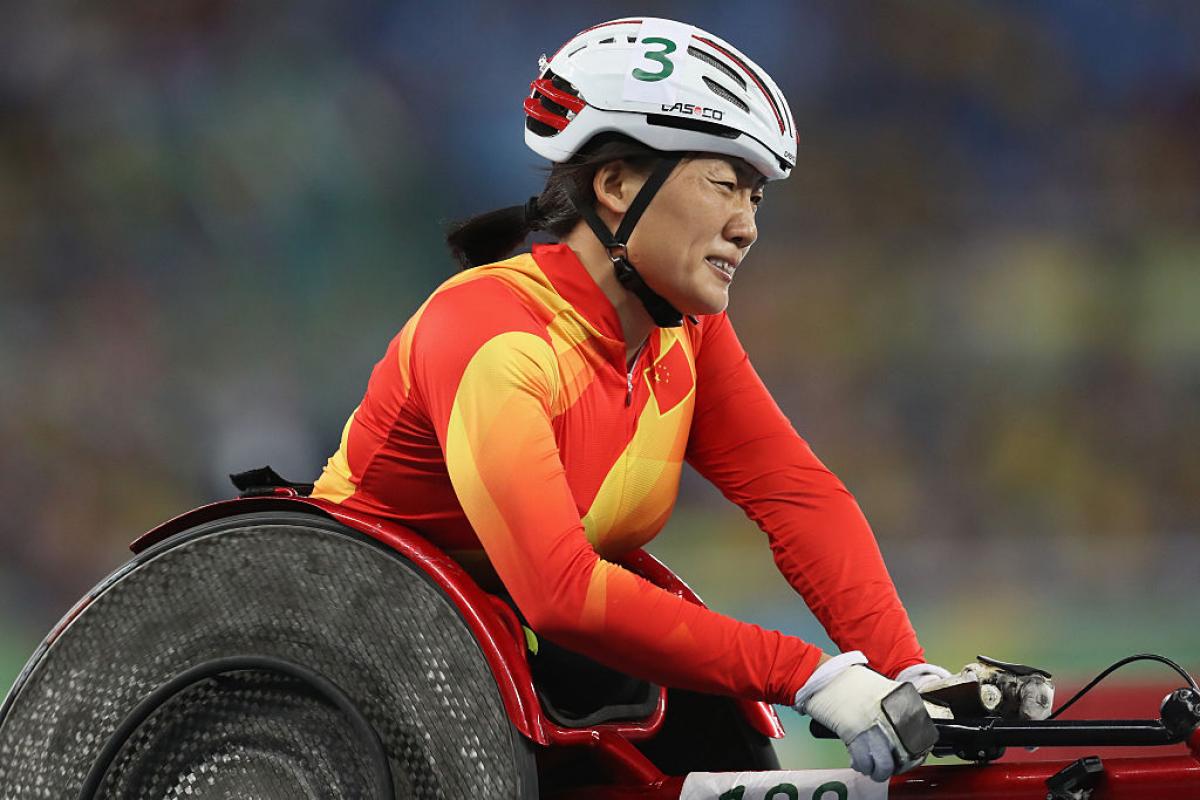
[1,469,1198,798]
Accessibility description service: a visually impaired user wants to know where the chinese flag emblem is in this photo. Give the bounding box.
[646,340,693,414]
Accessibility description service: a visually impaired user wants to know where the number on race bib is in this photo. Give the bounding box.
[717,781,848,800]
[812,782,849,800]
[632,37,676,82]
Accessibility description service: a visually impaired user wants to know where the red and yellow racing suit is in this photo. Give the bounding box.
[312,242,924,706]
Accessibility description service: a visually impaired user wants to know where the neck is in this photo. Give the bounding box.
[559,224,654,365]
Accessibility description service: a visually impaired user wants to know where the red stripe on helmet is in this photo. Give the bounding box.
[530,78,585,114]
[576,18,643,36]
[694,36,786,137]
[547,19,643,65]
[523,97,570,131]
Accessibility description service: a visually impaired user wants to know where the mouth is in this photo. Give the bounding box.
[705,256,736,282]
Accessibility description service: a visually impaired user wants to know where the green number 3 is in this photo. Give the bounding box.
[632,36,676,82]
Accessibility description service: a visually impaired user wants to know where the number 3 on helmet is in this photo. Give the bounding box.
[524,17,798,182]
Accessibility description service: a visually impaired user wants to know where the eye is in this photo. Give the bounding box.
[712,179,736,191]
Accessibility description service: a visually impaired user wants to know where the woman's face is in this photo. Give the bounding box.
[620,155,765,316]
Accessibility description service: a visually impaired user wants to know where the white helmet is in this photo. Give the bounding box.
[524,17,797,181]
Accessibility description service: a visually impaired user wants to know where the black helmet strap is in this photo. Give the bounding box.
[568,155,688,328]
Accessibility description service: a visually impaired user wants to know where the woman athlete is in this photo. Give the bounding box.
[312,17,948,783]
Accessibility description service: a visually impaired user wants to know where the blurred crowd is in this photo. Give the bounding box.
[2,0,1198,691]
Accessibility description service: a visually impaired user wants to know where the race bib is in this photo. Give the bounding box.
[680,769,889,800]
[621,18,696,105]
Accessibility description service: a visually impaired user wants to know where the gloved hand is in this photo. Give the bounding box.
[896,662,952,692]
[795,652,939,783]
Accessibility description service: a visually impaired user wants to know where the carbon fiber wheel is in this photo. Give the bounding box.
[0,512,537,798]
[82,662,393,798]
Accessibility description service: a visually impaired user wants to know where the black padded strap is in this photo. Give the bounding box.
[229,465,315,497]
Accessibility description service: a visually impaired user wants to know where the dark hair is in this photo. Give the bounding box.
[444,134,661,270]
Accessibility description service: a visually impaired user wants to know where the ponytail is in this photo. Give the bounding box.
[443,134,663,270]
[444,202,538,271]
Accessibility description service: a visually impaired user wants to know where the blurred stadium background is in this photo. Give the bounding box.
[2,0,1197,769]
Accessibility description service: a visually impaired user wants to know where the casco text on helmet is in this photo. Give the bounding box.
[524,17,797,181]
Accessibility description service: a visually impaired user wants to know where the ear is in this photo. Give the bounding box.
[592,160,646,216]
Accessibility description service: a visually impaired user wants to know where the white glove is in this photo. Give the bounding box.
[896,662,952,692]
[795,651,939,783]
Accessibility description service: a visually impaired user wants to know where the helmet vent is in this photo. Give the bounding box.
[540,96,570,116]
[598,37,615,44]
[688,46,746,89]
[526,117,557,137]
[703,77,748,112]
[550,74,580,96]
[525,71,581,138]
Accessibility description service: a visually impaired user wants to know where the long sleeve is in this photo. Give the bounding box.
[685,311,925,679]
[410,279,823,705]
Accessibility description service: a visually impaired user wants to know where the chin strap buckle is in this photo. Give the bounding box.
[605,243,629,264]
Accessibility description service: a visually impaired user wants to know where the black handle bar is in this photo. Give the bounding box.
[810,685,1200,753]
[935,718,1186,747]
[810,715,1192,749]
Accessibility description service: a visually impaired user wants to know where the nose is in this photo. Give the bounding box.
[725,198,758,250]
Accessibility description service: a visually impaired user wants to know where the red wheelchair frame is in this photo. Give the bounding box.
[130,490,1200,799]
